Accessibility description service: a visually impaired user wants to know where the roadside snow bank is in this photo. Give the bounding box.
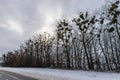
[0,68,120,80]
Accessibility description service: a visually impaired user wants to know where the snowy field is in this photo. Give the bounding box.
[0,68,120,80]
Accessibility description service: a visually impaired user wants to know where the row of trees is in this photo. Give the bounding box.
[2,33,54,67]
[2,0,120,72]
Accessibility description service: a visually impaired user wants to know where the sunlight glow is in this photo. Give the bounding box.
[37,13,56,36]
[38,26,54,36]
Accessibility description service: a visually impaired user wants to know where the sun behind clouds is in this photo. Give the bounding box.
[37,26,55,37]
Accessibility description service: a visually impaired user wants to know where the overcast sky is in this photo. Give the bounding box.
[0,0,105,56]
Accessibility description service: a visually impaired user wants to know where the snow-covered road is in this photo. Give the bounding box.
[0,68,119,80]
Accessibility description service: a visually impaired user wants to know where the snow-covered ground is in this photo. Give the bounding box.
[0,68,120,80]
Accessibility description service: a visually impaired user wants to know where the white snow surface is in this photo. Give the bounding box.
[0,67,120,80]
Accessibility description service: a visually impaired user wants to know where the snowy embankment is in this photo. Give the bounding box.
[0,68,120,80]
